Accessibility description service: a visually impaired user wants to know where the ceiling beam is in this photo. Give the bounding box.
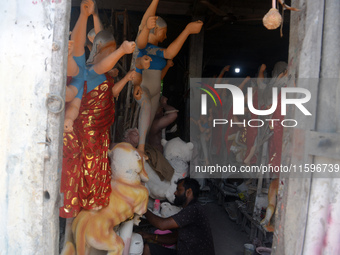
[72,0,194,16]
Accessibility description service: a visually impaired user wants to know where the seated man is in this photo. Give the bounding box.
[140,177,215,255]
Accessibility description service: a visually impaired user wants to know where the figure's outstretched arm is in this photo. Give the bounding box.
[137,16,158,49]
[92,2,103,34]
[112,70,136,98]
[135,55,152,70]
[67,40,79,76]
[65,85,79,103]
[133,73,143,100]
[107,67,119,78]
[161,59,174,79]
[163,20,203,59]
[136,0,159,49]
[64,98,81,132]
[132,55,150,100]
[238,76,251,91]
[140,0,159,30]
[71,0,95,57]
[257,64,266,83]
[216,65,230,84]
[92,41,136,75]
[258,64,266,79]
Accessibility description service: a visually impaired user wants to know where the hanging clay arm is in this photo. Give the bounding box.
[278,0,300,12]
[263,0,300,36]
[278,0,300,37]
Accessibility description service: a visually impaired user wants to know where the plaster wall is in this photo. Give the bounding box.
[0,0,69,254]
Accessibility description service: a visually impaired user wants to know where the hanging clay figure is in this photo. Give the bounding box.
[61,143,149,255]
[263,0,300,36]
[263,0,282,30]
[132,0,203,156]
[277,0,300,12]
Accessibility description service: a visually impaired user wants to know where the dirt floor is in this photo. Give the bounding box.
[200,194,251,255]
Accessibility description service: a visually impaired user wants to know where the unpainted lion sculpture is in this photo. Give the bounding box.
[61,142,149,255]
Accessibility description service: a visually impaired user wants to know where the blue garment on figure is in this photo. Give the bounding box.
[74,54,107,99]
[70,55,86,93]
[136,43,167,74]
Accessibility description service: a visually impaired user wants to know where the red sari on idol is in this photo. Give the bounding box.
[60,75,115,218]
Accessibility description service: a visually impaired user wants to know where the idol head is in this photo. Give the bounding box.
[150,16,167,43]
[87,30,117,65]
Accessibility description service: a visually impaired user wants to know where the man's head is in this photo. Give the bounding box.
[174,177,200,207]
[123,128,139,148]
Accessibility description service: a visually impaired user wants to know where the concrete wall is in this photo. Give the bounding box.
[273,0,340,254]
[0,0,70,254]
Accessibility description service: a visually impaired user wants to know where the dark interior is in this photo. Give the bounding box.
[70,0,290,139]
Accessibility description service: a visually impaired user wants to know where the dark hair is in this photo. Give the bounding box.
[176,177,200,199]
